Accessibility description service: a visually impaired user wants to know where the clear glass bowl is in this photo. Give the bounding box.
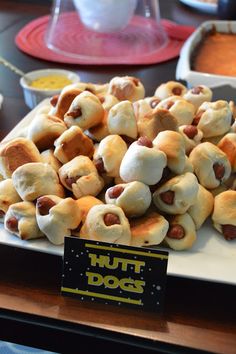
[45,0,167,62]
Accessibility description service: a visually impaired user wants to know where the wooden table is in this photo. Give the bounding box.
[0,1,236,353]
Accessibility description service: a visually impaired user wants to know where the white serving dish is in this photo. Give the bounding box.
[20,68,80,109]
[1,99,236,286]
[179,0,217,15]
[176,20,236,88]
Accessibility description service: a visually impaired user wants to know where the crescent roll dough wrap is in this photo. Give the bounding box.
[40,149,62,172]
[54,126,94,164]
[183,85,212,111]
[0,138,42,178]
[36,195,82,245]
[49,84,82,119]
[0,179,21,222]
[130,211,169,247]
[188,184,214,230]
[153,172,199,215]
[153,130,186,174]
[93,134,127,177]
[136,108,178,141]
[154,81,187,100]
[218,133,236,172]
[64,91,104,130]
[157,96,195,126]
[12,162,65,201]
[105,181,152,218]
[108,76,145,102]
[80,204,131,245]
[189,142,231,189]
[5,201,44,240]
[58,156,104,198]
[195,100,232,138]
[120,137,167,185]
[212,190,236,241]
[107,100,138,139]
[178,125,203,155]
[164,213,197,251]
[27,113,67,151]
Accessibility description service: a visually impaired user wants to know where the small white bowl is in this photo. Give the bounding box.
[176,21,236,88]
[20,68,80,109]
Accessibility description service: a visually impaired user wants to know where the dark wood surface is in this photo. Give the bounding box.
[0,1,236,353]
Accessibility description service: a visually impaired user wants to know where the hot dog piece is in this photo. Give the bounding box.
[104,213,121,226]
[6,216,18,232]
[183,125,198,139]
[36,196,56,216]
[221,224,236,241]
[137,136,153,148]
[160,191,175,205]
[167,224,185,239]
[108,186,124,199]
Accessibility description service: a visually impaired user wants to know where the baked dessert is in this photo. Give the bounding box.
[0,138,41,178]
[58,156,104,198]
[5,201,44,240]
[36,195,82,245]
[107,100,138,139]
[212,190,236,241]
[130,211,169,247]
[64,90,104,130]
[164,213,197,251]
[105,181,152,217]
[0,179,21,222]
[120,137,167,185]
[153,172,199,215]
[93,134,127,177]
[189,142,231,189]
[54,126,94,164]
[12,162,65,201]
[108,76,145,102]
[80,204,131,245]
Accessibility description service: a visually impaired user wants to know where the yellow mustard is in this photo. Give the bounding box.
[29,75,72,90]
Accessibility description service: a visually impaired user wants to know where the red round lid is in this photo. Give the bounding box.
[15,14,194,65]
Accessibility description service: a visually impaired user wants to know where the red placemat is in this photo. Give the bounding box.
[15,14,195,65]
